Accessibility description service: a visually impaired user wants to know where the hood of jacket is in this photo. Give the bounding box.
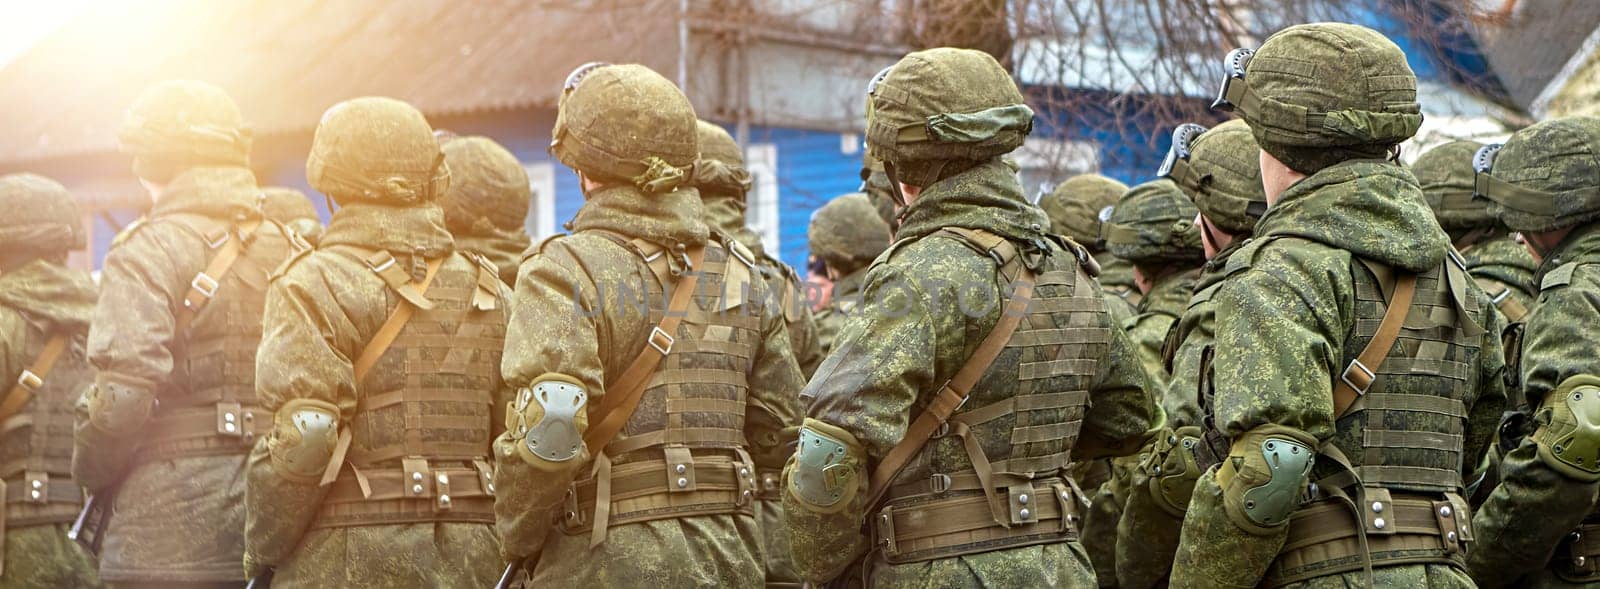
[1254,160,1447,273]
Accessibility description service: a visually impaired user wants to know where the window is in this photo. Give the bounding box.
[744,143,781,252]
[523,161,557,239]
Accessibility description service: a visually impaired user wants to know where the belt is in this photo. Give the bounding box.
[1265,491,1473,587]
[1555,520,1600,582]
[755,469,782,502]
[2,473,82,527]
[138,403,269,461]
[313,459,496,529]
[561,451,757,538]
[872,475,1082,564]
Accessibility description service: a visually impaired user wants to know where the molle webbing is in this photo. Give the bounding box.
[1,332,76,480]
[561,451,757,536]
[1264,493,1473,587]
[139,405,270,461]
[2,472,82,527]
[313,460,495,529]
[872,476,1082,564]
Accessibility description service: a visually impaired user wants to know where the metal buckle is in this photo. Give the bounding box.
[190,272,220,299]
[1491,287,1512,304]
[648,326,675,355]
[368,255,397,273]
[1340,359,1377,396]
[929,473,951,494]
[204,231,231,249]
[17,369,43,391]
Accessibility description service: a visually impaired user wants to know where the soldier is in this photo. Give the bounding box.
[807,192,892,355]
[439,135,533,286]
[241,97,505,587]
[860,156,901,234]
[695,121,822,379]
[1466,116,1600,587]
[72,80,297,589]
[493,63,803,587]
[1114,119,1268,589]
[783,47,1157,587]
[0,174,101,589]
[1038,173,1139,320]
[1413,140,1537,321]
[1171,23,1506,587]
[260,186,324,246]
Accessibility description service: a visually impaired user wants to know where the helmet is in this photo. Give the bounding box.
[693,120,752,199]
[118,80,252,182]
[1412,140,1491,231]
[551,63,698,194]
[1103,178,1204,264]
[1478,117,1600,233]
[809,193,892,276]
[0,173,84,255]
[1162,119,1268,235]
[865,48,1034,187]
[1212,23,1422,174]
[259,186,318,223]
[306,97,449,206]
[858,155,900,230]
[440,135,532,234]
[1039,173,1128,248]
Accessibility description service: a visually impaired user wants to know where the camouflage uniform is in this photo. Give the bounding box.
[260,186,324,247]
[1039,173,1138,322]
[1114,119,1268,589]
[1467,117,1600,588]
[1171,24,1505,588]
[74,80,294,588]
[493,64,803,587]
[440,135,533,286]
[783,47,1157,588]
[860,156,901,234]
[808,192,892,355]
[0,174,101,589]
[1414,139,1537,321]
[243,98,505,587]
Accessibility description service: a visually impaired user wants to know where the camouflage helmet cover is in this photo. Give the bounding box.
[0,173,85,254]
[119,80,252,181]
[1411,139,1491,231]
[1103,178,1204,264]
[1167,119,1268,235]
[440,135,532,234]
[259,186,318,223]
[865,47,1034,187]
[1479,116,1600,233]
[1216,23,1423,173]
[306,97,449,206]
[552,63,698,194]
[1039,173,1128,248]
[809,192,892,275]
[693,120,753,199]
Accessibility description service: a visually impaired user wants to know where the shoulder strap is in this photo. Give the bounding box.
[582,245,708,453]
[0,333,68,424]
[175,218,264,333]
[865,230,1037,510]
[1332,259,1417,419]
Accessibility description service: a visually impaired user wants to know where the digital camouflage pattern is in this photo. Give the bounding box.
[440,135,533,286]
[808,193,892,355]
[1103,178,1203,381]
[117,80,252,184]
[860,155,901,233]
[1038,173,1140,318]
[1412,140,1537,316]
[1468,117,1600,588]
[260,186,324,247]
[0,175,101,589]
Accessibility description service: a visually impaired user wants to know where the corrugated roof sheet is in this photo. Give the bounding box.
[0,0,679,164]
[1472,0,1600,110]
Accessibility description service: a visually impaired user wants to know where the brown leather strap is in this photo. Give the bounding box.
[1332,267,1417,418]
[582,245,708,453]
[0,333,68,425]
[176,219,263,333]
[866,264,1037,509]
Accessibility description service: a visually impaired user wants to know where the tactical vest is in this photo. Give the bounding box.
[141,213,302,463]
[872,228,1104,564]
[317,248,504,529]
[562,234,762,544]
[2,322,90,536]
[1263,250,1486,586]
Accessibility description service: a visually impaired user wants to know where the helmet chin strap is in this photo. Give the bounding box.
[881,159,908,208]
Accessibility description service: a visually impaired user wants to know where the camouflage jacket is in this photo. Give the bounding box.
[813,266,867,357]
[1467,223,1600,588]
[1172,160,1506,588]
[1460,232,1538,323]
[1124,268,1199,384]
[493,184,803,587]
[457,228,531,287]
[1098,253,1141,309]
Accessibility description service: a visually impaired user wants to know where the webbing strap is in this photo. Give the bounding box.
[1333,263,1417,418]
[176,219,263,333]
[0,334,67,425]
[582,245,707,453]
[866,245,1037,510]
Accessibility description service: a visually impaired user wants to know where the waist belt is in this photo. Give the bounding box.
[755,469,782,502]
[1265,491,1472,587]
[1555,520,1600,582]
[561,450,757,539]
[139,403,269,461]
[314,460,496,529]
[873,475,1082,564]
[2,473,83,528]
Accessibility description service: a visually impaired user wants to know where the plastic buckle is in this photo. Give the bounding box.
[16,369,43,391]
[190,272,220,299]
[1340,359,1376,396]
[929,473,951,494]
[204,231,230,249]
[648,326,675,355]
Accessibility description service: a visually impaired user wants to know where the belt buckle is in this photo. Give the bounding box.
[929,473,951,494]
[875,508,898,555]
[1340,359,1376,396]
[189,272,221,301]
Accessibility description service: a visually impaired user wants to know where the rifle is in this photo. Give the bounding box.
[494,558,527,589]
[67,490,115,556]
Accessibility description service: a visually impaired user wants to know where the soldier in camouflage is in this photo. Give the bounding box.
[1466,116,1600,588]
[1171,23,1506,588]
[1039,173,1139,322]
[860,155,901,234]
[260,186,323,247]
[493,63,803,587]
[243,97,506,587]
[0,174,101,589]
[73,80,298,589]
[439,135,533,286]
[1414,139,1538,322]
[807,192,891,355]
[782,47,1156,587]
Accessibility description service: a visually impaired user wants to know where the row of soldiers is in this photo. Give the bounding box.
[3,19,1600,589]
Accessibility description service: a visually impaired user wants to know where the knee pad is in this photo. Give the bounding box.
[1146,426,1204,517]
[1218,424,1315,535]
[86,376,156,436]
[786,418,865,514]
[1534,375,1600,482]
[268,398,341,483]
[507,374,588,471]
